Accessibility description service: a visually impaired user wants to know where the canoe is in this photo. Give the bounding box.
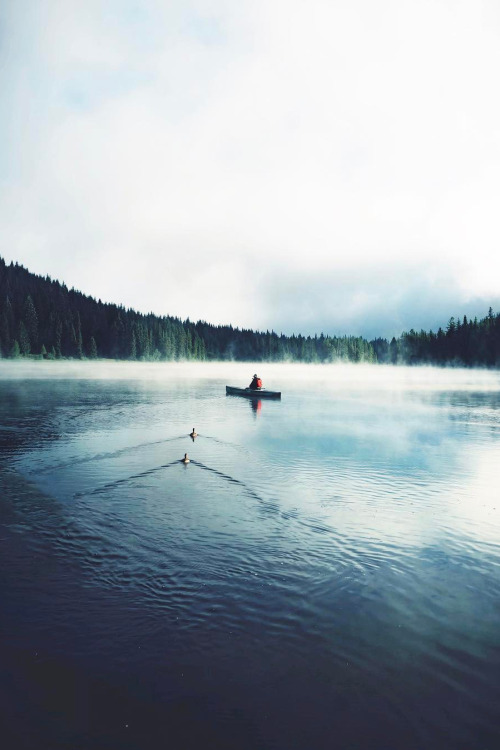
[226,385,281,399]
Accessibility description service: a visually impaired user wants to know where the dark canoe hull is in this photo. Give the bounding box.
[226,386,281,399]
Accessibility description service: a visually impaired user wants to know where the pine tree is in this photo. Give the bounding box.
[128,330,137,359]
[75,312,83,358]
[18,320,30,355]
[89,336,98,359]
[389,337,398,364]
[10,339,21,358]
[23,295,38,352]
[4,297,14,341]
[55,320,62,358]
[0,311,10,355]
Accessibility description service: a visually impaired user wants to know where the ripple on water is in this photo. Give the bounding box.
[2,368,500,750]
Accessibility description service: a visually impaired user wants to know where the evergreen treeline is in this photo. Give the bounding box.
[2,257,498,366]
[371,309,500,367]
[0,258,375,363]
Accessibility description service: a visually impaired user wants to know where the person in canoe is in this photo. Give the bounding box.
[249,374,263,390]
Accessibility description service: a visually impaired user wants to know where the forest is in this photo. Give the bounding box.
[0,258,375,363]
[1,257,499,366]
[370,309,500,367]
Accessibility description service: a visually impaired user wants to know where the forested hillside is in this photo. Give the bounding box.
[0,258,375,363]
[1,257,498,366]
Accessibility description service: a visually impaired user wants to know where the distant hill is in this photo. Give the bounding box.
[0,257,375,363]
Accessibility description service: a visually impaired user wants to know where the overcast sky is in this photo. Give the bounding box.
[1,0,499,338]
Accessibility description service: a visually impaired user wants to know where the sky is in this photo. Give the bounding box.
[1,0,500,339]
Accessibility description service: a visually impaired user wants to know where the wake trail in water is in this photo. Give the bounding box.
[191,460,274,509]
[73,460,181,498]
[30,435,188,476]
[200,434,251,455]
[29,433,248,476]
[72,455,264,504]
[67,446,346,558]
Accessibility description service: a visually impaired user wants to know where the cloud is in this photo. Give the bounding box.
[1,1,500,336]
[256,263,500,339]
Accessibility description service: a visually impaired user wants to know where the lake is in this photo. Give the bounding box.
[1,361,499,749]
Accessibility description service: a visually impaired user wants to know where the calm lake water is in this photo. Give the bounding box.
[1,361,499,750]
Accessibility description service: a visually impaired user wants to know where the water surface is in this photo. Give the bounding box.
[1,362,499,749]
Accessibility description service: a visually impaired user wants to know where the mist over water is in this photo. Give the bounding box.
[1,362,499,749]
